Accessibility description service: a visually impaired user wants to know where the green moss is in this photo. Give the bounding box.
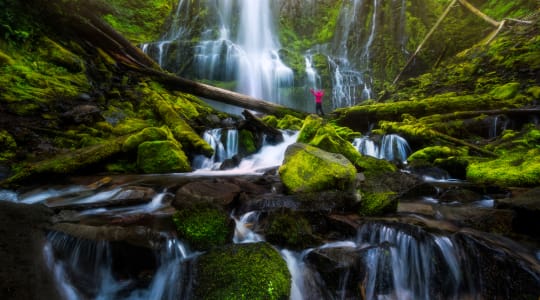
[490,82,521,100]
[277,114,304,131]
[297,114,324,143]
[308,124,363,169]
[358,191,397,216]
[193,242,291,300]
[102,0,174,44]
[354,155,397,178]
[467,148,540,187]
[408,146,468,163]
[262,115,279,128]
[527,86,540,98]
[0,130,17,162]
[0,50,14,66]
[122,126,169,152]
[136,140,191,173]
[172,206,233,251]
[239,129,257,155]
[112,118,153,135]
[265,211,318,250]
[279,143,356,193]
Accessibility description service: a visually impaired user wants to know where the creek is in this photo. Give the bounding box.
[1,133,539,299]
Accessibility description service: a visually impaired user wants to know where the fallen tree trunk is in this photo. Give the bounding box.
[419,107,540,122]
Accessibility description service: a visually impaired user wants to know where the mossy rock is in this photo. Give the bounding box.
[172,205,233,251]
[239,129,257,155]
[122,126,169,152]
[277,114,304,130]
[490,82,521,100]
[466,148,540,187]
[262,115,279,128]
[279,143,357,193]
[193,242,291,300]
[264,210,320,250]
[297,114,324,143]
[354,155,397,178]
[358,191,398,216]
[136,141,191,173]
[308,124,363,168]
[408,146,468,163]
[526,86,540,98]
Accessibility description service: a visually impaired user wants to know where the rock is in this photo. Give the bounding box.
[172,204,234,251]
[262,209,321,250]
[439,187,484,204]
[279,143,357,193]
[174,180,241,207]
[137,140,191,173]
[436,206,514,234]
[192,242,291,299]
[0,202,60,300]
[45,186,156,210]
[496,187,540,237]
[61,104,103,124]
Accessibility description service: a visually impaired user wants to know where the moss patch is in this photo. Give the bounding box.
[193,242,291,300]
[136,140,191,173]
[172,206,233,251]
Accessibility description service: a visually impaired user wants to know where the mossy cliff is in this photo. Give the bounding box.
[0,0,231,186]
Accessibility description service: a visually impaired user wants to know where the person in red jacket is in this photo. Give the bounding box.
[310,88,325,116]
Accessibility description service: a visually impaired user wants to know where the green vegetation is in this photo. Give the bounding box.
[136,140,190,173]
[193,242,291,300]
[358,191,398,216]
[172,205,233,251]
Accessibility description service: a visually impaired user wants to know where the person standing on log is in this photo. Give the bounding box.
[310,88,325,116]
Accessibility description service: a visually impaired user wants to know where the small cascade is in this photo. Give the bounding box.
[192,128,238,170]
[488,115,509,139]
[141,0,192,69]
[357,222,462,299]
[304,54,321,89]
[45,231,192,300]
[233,211,264,243]
[353,134,411,163]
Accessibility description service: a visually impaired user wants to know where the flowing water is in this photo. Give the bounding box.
[353,134,412,163]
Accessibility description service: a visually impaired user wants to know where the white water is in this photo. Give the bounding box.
[193,128,239,170]
[353,134,411,163]
[193,0,294,107]
[233,211,264,243]
[193,130,299,175]
[46,232,192,300]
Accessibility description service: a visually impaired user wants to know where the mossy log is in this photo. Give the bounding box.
[1,136,127,187]
[242,110,284,144]
[134,66,307,119]
[421,108,540,122]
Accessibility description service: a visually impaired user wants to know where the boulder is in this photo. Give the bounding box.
[172,204,234,251]
[174,180,241,207]
[136,140,191,173]
[279,143,357,193]
[496,187,540,237]
[192,242,291,299]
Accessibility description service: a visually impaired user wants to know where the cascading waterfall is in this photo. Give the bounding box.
[192,128,238,170]
[353,134,411,163]
[141,0,192,69]
[358,223,462,300]
[192,0,294,107]
[45,231,192,300]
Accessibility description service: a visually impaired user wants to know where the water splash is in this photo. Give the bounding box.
[233,211,264,243]
[193,128,239,170]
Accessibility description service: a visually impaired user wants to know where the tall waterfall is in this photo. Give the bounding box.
[192,0,294,108]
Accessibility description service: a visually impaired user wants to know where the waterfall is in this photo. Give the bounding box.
[192,128,238,170]
[45,231,192,300]
[192,0,294,108]
[357,222,462,300]
[353,134,411,163]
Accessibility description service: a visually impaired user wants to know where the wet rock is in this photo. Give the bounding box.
[174,180,241,207]
[438,187,484,204]
[436,206,515,234]
[261,209,321,250]
[46,186,156,210]
[496,187,540,237]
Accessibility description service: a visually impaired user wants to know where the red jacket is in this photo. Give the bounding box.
[310,89,324,103]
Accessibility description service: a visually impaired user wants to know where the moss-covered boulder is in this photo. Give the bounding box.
[263,210,320,250]
[279,143,357,193]
[277,114,304,131]
[172,205,233,251]
[193,242,291,300]
[136,140,191,173]
[238,129,257,156]
[297,114,363,169]
[122,126,169,152]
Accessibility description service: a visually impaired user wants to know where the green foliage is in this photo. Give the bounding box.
[265,211,318,250]
[172,206,232,251]
[193,242,291,300]
[408,146,468,163]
